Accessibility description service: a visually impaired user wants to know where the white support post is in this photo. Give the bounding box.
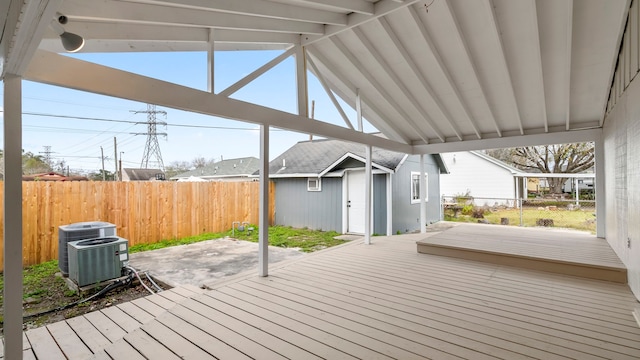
[595,136,606,238]
[574,177,579,206]
[420,154,427,234]
[4,74,23,359]
[295,45,308,117]
[258,125,270,276]
[365,145,372,245]
[207,28,215,93]
[386,173,393,236]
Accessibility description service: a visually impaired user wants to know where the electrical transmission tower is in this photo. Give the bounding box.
[132,104,167,170]
[39,145,55,169]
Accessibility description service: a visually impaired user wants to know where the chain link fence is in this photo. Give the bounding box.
[441,195,596,233]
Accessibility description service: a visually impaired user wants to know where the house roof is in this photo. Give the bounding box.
[22,172,88,181]
[171,157,260,179]
[123,168,164,181]
[267,138,446,177]
[468,151,523,175]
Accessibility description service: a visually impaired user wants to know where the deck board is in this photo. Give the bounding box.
[24,326,66,360]
[46,321,93,359]
[11,229,640,360]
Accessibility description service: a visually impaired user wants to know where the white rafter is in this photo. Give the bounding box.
[443,0,502,138]
[331,36,433,143]
[295,45,309,117]
[352,26,455,141]
[565,0,573,130]
[306,55,355,130]
[294,0,374,15]
[219,47,296,97]
[2,0,61,76]
[402,8,481,139]
[307,49,411,143]
[25,50,413,154]
[60,0,325,34]
[485,0,524,135]
[301,0,421,46]
[128,0,348,25]
[527,0,549,133]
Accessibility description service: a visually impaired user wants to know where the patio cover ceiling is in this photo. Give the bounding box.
[0,0,630,154]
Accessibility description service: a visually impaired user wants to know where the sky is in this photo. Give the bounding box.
[0,50,378,175]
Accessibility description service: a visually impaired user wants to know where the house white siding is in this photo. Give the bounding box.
[440,152,516,203]
[603,63,640,301]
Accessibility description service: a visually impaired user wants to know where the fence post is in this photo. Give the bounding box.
[519,198,524,227]
[441,195,445,221]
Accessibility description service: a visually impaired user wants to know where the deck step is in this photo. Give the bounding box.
[416,223,627,283]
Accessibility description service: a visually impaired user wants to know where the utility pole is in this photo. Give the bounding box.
[113,137,118,181]
[131,104,167,171]
[100,146,106,181]
[119,152,124,181]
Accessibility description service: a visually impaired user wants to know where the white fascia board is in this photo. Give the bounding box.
[269,173,320,178]
[394,154,409,172]
[24,50,413,154]
[318,152,394,177]
[413,128,602,155]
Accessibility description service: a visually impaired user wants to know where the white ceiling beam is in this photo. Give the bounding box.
[306,55,355,130]
[25,50,413,154]
[565,0,573,131]
[352,27,454,141]
[2,0,61,77]
[127,0,348,26]
[39,39,292,53]
[42,22,301,45]
[219,46,295,97]
[485,0,524,135]
[60,0,324,35]
[294,0,374,15]
[528,0,549,133]
[330,36,433,144]
[414,128,602,155]
[307,49,410,143]
[443,0,502,138]
[403,8,481,139]
[301,0,421,46]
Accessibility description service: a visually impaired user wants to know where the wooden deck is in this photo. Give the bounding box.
[417,223,627,283]
[13,230,640,359]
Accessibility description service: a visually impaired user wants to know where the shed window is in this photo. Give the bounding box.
[410,172,428,204]
[307,177,321,192]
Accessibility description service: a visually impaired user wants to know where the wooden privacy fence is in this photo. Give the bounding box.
[0,181,274,268]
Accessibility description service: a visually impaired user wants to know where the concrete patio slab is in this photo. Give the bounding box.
[128,238,305,288]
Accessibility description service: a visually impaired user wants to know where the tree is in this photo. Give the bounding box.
[88,169,115,181]
[22,151,51,175]
[486,143,594,194]
[164,160,192,179]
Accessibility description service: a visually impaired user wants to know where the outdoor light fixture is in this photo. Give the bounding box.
[50,14,85,53]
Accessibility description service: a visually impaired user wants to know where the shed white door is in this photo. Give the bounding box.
[347,170,365,234]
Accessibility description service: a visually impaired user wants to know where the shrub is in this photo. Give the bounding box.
[472,207,486,218]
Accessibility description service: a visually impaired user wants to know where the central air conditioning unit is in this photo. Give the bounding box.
[68,237,128,287]
[58,222,116,275]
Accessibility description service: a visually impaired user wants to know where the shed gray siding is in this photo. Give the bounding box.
[274,177,342,232]
[392,155,441,233]
[373,174,387,235]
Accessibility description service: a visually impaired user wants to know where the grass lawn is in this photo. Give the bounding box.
[129,225,344,253]
[447,208,596,233]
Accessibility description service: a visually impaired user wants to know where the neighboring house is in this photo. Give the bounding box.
[171,157,260,182]
[122,168,165,181]
[268,139,448,235]
[440,151,525,204]
[22,172,88,181]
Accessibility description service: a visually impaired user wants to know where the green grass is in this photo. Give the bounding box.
[130,225,345,253]
[446,208,596,233]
